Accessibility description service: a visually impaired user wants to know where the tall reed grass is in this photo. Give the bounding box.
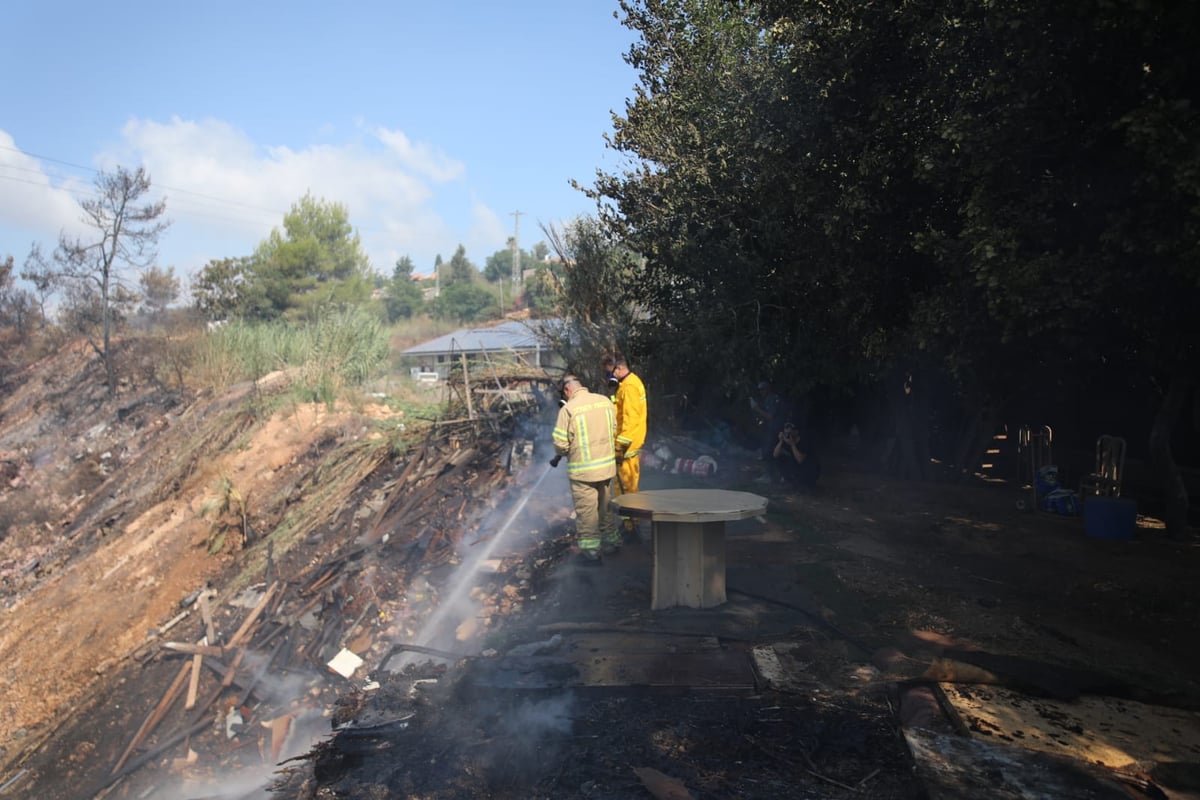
[192,308,389,406]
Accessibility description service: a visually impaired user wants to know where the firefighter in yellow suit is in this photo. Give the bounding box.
[552,375,619,562]
[602,354,647,534]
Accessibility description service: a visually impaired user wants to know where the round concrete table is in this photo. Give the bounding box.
[612,489,768,610]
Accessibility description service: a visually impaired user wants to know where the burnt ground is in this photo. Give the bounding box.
[266,455,1200,800]
[1,343,1199,800]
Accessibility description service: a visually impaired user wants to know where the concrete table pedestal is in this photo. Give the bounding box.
[611,489,768,610]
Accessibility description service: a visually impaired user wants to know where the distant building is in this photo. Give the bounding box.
[401,319,566,380]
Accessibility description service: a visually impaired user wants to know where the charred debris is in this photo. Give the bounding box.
[27,360,568,799]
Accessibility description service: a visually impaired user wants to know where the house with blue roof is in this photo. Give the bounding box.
[400,319,566,382]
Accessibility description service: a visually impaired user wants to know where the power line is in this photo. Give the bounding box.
[0,171,279,234]
[0,143,288,218]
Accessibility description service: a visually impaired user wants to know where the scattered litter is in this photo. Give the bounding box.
[225,707,244,739]
[327,648,365,679]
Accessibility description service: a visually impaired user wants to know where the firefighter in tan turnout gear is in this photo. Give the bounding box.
[602,354,647,535]
[551,374,620,563]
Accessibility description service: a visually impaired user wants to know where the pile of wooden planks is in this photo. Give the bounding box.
[92,416,537,797]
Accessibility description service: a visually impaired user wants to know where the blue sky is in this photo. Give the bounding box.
[1,1,639,288]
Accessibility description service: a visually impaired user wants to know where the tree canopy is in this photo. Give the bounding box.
[245,193,373,320]
[443,244,479,286]
[483,240,548,283]
[385,255,424,322]
[579,0,1200,531]
[431,281,494,323]
[139,265,180,316]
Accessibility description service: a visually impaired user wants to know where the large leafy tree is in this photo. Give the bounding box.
[589,0,1200,528]
[192,257,253,321]
[482,240,548,283]
[842,0,1200,513]
[54,166,170,394]
[484,240,540,284]
[431,281,493,323]
[246,193,372,320]
[385,255,424,321]
[583,2,845,407]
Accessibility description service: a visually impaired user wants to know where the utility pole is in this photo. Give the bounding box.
[509,210,524,296]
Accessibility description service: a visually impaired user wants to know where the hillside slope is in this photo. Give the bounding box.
[0,341,537,797]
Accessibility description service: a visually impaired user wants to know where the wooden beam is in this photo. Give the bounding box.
[111,659,191,774]
[198,589,217,645]
[228,581,277,648]
[460,352,475,420]
[161,642,225,657]
[184,652,202,711]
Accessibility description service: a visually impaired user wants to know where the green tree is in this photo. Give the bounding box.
[392,254,415,279]
[594,0,1200,526]
[139,265,180,317]
[385,255,424,321]
[484,240,544,283]
[54,166,169,394]
[192,257,253,321]
[247,193,372,320]
[444,244,478,286]
[431,281,494,323]
[582,1,821,410]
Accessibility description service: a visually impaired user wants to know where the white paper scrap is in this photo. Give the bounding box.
[327,648,364,678]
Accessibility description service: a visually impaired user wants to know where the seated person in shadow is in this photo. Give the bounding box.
[772,421,821,489]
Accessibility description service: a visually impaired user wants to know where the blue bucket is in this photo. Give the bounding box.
[1083,496,1137,541]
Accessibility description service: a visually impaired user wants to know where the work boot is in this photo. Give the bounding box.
[576,549,603,566]
[602,527,622,554]
[621,517,640,542]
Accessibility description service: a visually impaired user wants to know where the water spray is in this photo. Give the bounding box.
[387,459,560,670]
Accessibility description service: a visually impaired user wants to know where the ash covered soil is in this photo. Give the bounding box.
[277,664,912,799]
[1,342,1199,799]
[272,467,1200,800]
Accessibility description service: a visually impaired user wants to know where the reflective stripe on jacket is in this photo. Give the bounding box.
[614,371,647,457]
[553,389,617,481]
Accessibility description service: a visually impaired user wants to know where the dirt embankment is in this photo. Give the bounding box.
[0,344,403,777]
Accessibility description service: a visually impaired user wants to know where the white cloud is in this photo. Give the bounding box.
[0,129,91,241]
[467,200,509,258]
[107,117,470,273]
[2,119,499,279]
[374,127,466,183]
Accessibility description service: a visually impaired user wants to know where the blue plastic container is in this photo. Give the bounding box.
[1083,496,1137,540]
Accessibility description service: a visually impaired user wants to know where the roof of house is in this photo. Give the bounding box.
[401,319,563,356]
